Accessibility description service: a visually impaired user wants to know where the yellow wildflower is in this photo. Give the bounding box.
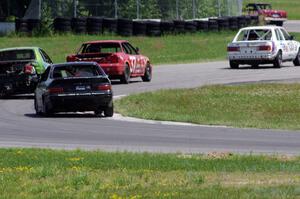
[68,157,84,161]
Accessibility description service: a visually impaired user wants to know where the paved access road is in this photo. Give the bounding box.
[285,20,300,33]
[1,61,300,155]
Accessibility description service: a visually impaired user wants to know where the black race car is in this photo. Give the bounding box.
[34,62,113,117]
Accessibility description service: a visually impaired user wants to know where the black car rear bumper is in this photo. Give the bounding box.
[47,92,113,112]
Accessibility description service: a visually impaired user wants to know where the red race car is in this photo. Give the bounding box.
[245,3,287,26]
[66,40,152,84]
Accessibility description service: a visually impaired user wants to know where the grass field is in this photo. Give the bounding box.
[116,83,300,130]
[244,0,300,20]
[1,32,300,65]
[1,148,300,198]
[0,31,235,64]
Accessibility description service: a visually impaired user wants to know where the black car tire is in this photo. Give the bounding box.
[34,97,42,116]
[120,64,131,84]
[94,109,103,117]
[230,61,239,69]
[142,63,152,82]
[275,21,283,26]
[273,51,282,68]
[42,98,52,117]
[293,49,300,66]
[104,103,114,117]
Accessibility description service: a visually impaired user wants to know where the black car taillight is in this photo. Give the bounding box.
[48,87,64,94]
[96,84,111,91]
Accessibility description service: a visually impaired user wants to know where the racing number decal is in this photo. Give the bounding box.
[129,55,137,73]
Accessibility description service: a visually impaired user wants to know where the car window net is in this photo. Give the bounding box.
[0,50,35,61]
[237,29,272,41]
[53,65,101,79]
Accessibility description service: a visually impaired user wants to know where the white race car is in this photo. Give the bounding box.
[227,26,300,68]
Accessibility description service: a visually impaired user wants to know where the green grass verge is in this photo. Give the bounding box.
[1,148,300,198]
[116,83,300,130]
[244,0,300,20]
[1,32,300,65]
[0,31,234,64]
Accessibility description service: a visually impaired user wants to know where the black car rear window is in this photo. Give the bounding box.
[0,49,35,61]
[52,64,103,79]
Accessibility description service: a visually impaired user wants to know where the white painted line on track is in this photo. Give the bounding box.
[107,113,228,128]
[112,95,228,128]
[113,95,127,99]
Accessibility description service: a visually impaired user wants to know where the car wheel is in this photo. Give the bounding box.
[120,64,130,84]
[293,49,300,66]
[0,90,7,98]
[42,98,52,117]
[104,103,114,117]
[141,63,152,82]
[34,97,42,116]
[273,51,282,68]
[94,109,103,117]
[251,64,259,68]
[229,61,239,69]
[275,21,283,26]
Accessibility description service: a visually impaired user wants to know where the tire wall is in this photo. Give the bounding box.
[16,15,259,36]
[15,18,41,34]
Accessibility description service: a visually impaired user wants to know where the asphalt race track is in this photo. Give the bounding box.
[1,20,300,155]
[1,60,300,155]
[284,20,300,33]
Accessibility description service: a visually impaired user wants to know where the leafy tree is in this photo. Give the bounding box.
[118,0,161,19]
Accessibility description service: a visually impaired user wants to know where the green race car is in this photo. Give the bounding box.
[0,47,53,96]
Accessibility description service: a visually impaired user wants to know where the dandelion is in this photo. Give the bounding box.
[130,195,142,199]
[68,157,84,161]
[110,193,122,199]
[70,166,81,171]
[15,166,33,172]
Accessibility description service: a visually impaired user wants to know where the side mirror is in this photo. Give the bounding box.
[136,47,140,54]
[290,35,295,40]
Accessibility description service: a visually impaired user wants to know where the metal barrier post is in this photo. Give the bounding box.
[38,0,41,19]
[136,0,140,19]
[176,0,179,19]
[115,0,118,18]
[73,0,77,18]
[192,0,196,19]
[218,0,221,17]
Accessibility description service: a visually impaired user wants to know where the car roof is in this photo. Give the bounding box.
[239,26,280,31]
[51,62,99,68]
[247,3,271,6]
[83,40,128,44]
[0,47,40,52]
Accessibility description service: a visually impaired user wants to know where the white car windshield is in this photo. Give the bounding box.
[236,29,273,41]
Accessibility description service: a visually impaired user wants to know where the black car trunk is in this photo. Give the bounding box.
[49,77,110,93]
[47,77,112,112]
